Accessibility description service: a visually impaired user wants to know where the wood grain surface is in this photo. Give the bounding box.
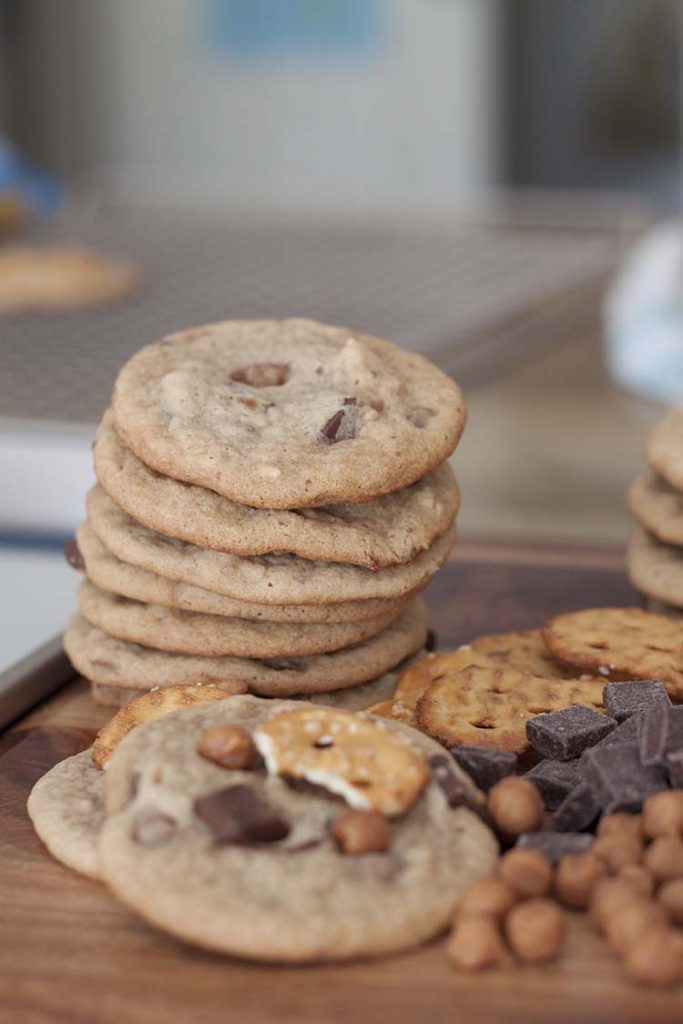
[1,541,679,1024]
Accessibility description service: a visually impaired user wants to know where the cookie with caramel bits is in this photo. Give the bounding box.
[99,695,497,961]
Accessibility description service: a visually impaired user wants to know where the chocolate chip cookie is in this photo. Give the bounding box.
[112,319,466,509]
[95,410,460,569]
[64,598,428,697]
[99,695,497,960]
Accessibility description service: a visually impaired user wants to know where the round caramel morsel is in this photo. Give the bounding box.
[616,864,655,899]
[331,809,391,856]
[487,778,544,837]
[198,725,256,770]
[254,706,429,817]
[446,914,515,972]
[457,878,519,919]
[624,928,683,988]
[92,684,238,771]
[112,319,467,509]
[597,813,643,840]
[592,834,644,874]
[589,878,648,933]
[498,848,553,899]
[555,852,607,910]
[658,878,683,925]
[504,898,566,964]
[643,836,683,883]
[642,791,683,840]
[604,900,669,956]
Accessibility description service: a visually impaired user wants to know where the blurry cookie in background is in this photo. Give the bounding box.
[0,245,140,314]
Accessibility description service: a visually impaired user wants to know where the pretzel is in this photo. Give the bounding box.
[254,706,428,816]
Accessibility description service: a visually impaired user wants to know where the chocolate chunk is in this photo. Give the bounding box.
[524,759,581,811]
[666,750,683,787]
[231,362,289,387]
[591,711,643,748]
[449,746,517,792]
[602,679,670,723]
[526,706,615,761]
[64,538,85,571]
[319,409,348,444]
[552,782,601,832]
[407,407,434,428]
[428,754,491,825]
[425,629,437,653]
[581,742,668,812]
[132,808,177,846]
[193,784,290,845]
[640,703,683,767]
[516,831,593,864]
[603,786,665,816]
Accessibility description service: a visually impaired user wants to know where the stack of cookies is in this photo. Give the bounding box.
[64,318,466,709]
[628,408,683,616]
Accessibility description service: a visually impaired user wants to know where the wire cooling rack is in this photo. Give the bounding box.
[0,204,619,424]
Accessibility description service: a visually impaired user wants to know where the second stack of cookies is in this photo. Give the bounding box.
[628,407,683,616]
[65,318,467,708]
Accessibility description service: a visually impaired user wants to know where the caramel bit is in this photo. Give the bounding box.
[486,777,544,838]
[198,725,257,770]
[407,407,435,428]
[504,898,566,963]
[447,914,514,971]
[331,809,391,855]
[231,362,289,387]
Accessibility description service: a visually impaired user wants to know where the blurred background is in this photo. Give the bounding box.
[0,0,681,671]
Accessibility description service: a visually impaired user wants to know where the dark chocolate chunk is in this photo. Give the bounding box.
[231,362,289,387]
[132,808,177,846]
[524,759,581,811]
[516,831,593,864]
[603,786,665,815]
[319,402,359,444]
[640,703,683,767]
[407,407,434,428]
[602,679,670,723]
[581,742,668,811]
[552,782,601,832]
[64,538,85,571]
[666,750,683,787]
[428,755,491,824]
[425,629,437,653]
[526,705,615,761]
[449,746,517,792]
[591,711,643,748]
[194,785,290,845]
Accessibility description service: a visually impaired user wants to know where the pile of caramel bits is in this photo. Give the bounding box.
[448,784,683,987]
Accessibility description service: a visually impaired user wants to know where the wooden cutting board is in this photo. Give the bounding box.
[0,540,679,1024]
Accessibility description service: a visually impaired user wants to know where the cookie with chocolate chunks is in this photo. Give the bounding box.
[112,318,467,509]
[86,484,454,607]
[100,695,497,962]
[64,601,428,698]
[94,410,461,571]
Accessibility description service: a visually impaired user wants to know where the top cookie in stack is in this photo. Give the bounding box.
[628,408,683,616]
[64,318,466,708]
